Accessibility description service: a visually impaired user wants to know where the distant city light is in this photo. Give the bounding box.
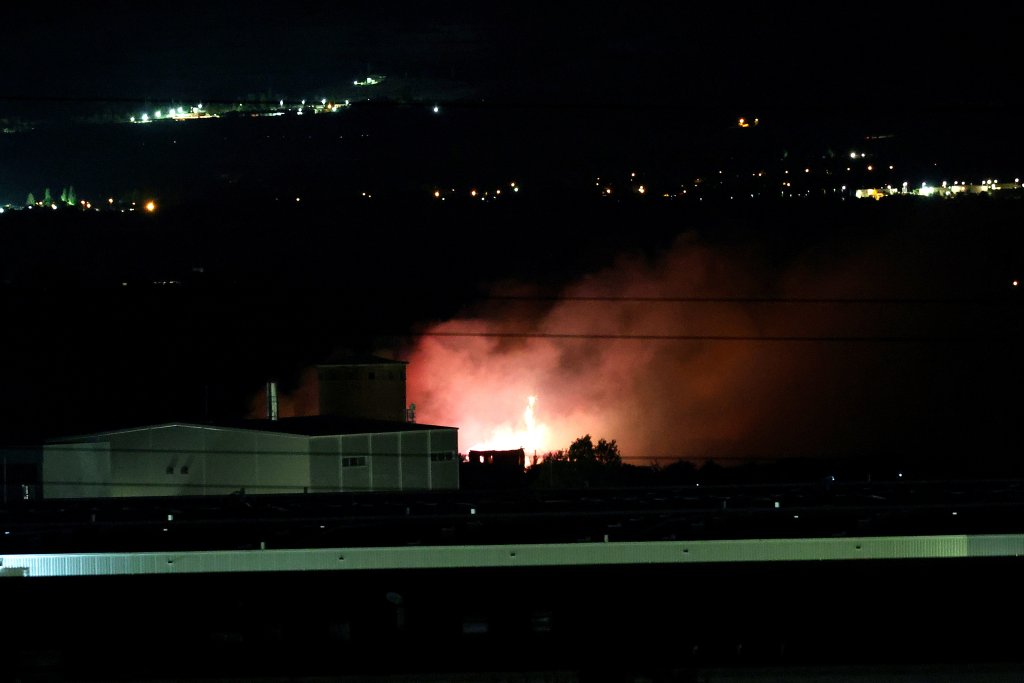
[433,105,440,114]
[280,100,284,107]
[850,152,858,159]
[470,189,477,197]
[867,165,873,171]
[155,110,162,119]
[145,201,157,212]
[130,116,136,123]
[322,98,327,106]
[638,185,646,194]
[434,190,441,198]
[108,198,114,204]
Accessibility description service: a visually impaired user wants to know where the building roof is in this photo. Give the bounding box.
[231,416,454,437]
[47,416,456,443]
[317,350,408,367]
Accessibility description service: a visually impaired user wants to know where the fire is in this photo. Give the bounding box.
[468,395,552,459]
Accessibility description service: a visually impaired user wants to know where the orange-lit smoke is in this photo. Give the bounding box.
[407,236,783,461]
[406,226,976,463]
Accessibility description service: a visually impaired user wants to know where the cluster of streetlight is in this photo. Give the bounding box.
[432,182,519,202]
[131,104,205,124]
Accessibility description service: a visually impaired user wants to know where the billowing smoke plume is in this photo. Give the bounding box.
[407,221,1020,463]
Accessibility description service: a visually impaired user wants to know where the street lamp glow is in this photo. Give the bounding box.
[141,113,149,122]
[145,201,157,213]
[433,105,440,113]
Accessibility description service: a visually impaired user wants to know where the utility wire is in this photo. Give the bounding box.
[481,295,1023,305]
[412,331,1020,343]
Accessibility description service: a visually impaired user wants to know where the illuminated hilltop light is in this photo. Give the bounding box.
[354,75,384,86]
[145,200,157,213]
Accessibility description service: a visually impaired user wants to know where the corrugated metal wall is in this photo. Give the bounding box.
[43,424,459,498]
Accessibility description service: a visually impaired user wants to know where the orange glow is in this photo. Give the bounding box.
[145,201,157,212]
[468,395,551,456]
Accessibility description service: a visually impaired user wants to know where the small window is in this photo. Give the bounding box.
[342,456,367,468]
[180,466,189,475]
[165,466,174,475]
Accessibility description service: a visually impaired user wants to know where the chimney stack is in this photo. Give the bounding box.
[267,381,279,421]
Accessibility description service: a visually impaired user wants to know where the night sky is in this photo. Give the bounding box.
[1,3,1022,463]
[3,3,1021,111]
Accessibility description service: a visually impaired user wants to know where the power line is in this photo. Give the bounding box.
[413,331,1020,343]
[482,295,1023,305]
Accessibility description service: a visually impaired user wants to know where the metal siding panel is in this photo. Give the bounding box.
[206,430,258,494]
[400,432,430,490]
[339,434,372,491]
[255,433,310,494]
[309,436,341,493]
[371,433,400,491]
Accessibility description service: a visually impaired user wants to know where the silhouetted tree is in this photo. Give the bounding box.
[529,435,624,488]
[42,188,52,206]
[60,188,68,204]
[26,192,35,207]
[67,186,76,206]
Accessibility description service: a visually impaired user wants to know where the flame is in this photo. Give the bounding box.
[468,395,552,457]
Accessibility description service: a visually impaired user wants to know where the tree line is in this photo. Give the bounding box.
[26,186,77,207]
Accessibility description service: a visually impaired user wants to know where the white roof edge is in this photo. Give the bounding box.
[46,422,311,443]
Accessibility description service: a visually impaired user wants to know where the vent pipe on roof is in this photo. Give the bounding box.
[267,381,279,421]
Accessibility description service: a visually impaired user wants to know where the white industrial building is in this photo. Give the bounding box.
[43,416,459,499]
